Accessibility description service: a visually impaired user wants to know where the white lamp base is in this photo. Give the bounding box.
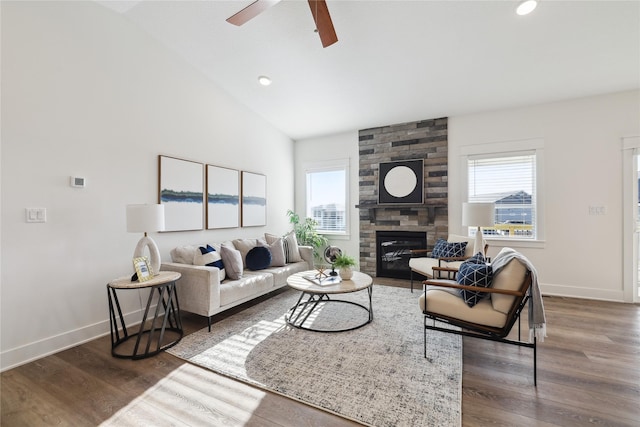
[133,235,161,275]
[473,226,484,256]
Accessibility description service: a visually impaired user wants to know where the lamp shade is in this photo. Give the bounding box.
[462,202,495,227]
[126,204,165,233]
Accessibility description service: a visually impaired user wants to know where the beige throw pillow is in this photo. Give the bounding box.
[266,232,302,263]
[232,238,259,267]
[220,244,243,280]
[259,237,286,267]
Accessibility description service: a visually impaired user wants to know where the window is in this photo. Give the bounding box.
[465,142,542,240]
[305,160,349,234]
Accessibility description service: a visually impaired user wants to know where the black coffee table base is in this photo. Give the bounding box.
[285,287,373,333]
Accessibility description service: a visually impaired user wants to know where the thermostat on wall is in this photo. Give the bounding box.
[70,176,86,188]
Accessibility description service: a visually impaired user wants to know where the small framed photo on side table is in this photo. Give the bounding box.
[133,256,153,282]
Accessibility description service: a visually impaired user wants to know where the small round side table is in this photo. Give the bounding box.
[107,271,182,359]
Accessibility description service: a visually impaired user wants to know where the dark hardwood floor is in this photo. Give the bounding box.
[2,280,639,426]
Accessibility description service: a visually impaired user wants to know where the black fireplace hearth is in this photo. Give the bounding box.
[376,231,427,279]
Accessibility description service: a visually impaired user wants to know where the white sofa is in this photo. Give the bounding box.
[161,236,314,331]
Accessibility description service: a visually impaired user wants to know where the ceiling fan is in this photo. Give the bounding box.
[226,0,338,48]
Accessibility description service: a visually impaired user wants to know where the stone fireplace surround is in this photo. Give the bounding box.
[358,118,448,278]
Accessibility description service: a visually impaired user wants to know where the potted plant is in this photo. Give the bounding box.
[287,210,328,262]
[333,253,357,280]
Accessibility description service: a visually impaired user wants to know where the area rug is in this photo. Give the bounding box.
[168,284,462,426]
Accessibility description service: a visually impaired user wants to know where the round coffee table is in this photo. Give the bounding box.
[285,270,373,332]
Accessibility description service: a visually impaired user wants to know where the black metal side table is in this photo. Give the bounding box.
[107,271,182,359]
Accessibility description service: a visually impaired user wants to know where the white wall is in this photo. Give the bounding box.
[293,131,360,260]
[449,90,640,301]
[296,91,640,303]
[1,2,295,370]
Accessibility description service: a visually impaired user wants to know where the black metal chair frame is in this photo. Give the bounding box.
[422,271,537,385]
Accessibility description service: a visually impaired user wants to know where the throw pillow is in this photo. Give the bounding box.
[220,244,243,280]
[267,231,302,263]
[259,237,286,267]
[456,253,493,307]
[194,245,224,268]
[245,246,272,270]
[232,238,259,267]
[432,239,468,259]
[194,245,226,281]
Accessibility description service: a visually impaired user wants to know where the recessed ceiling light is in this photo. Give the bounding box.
[258,75,272,86]
[516,0,537,16]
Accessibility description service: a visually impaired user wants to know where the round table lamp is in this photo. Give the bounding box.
[126,204,165,275]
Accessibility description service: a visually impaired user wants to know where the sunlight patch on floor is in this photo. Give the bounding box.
[99,363,268,426]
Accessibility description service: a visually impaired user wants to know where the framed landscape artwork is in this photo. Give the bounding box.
[206,165,240,229]
[378,159,424,204]
[241,171,266,227]
[159,155,204,231]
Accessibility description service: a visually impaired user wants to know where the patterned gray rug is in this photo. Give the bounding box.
[168,284,462,426]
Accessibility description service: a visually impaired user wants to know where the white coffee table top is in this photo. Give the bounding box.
[287,270,373,295]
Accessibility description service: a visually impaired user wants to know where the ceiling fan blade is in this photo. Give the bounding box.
[308,0,338,48]
[226,0,281,26]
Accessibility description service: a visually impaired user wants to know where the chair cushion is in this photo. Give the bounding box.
[246,246,272,270]
[432,238,467,258]
[456,253,492,307]
[409,256,439,277]
[491,258,528,314]
[420,288,507,328]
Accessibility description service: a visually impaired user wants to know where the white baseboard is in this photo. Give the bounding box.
[1,308,146,372]
[540,282,625,303]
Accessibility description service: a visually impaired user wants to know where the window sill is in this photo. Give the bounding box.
[321,232,350,241]
[485,238,546,249]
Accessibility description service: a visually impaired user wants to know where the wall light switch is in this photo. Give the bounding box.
[26,208,47,223]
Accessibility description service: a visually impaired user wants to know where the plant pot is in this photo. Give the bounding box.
[339,267,353,280]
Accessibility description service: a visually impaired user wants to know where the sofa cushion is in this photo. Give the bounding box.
[259,237,286,267]
[246,246,272,270]
[171,245,199,265]
[220,244,243,280]
[432,239,467,258]
[456,253,492,307]
[219,271,275,307]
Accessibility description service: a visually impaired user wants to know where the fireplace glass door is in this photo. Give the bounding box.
[376,231,426,279]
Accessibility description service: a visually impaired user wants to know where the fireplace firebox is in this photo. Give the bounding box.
[376,231,427,279]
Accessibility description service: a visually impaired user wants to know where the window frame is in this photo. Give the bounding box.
[460,138,545,247]
[304,158,350,236]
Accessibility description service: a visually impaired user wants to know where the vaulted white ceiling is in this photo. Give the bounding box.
[98,1,640,140]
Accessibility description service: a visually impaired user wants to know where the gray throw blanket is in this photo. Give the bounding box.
[491,247,547,343]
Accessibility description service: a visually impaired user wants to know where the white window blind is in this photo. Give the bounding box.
[467,152,536,239]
